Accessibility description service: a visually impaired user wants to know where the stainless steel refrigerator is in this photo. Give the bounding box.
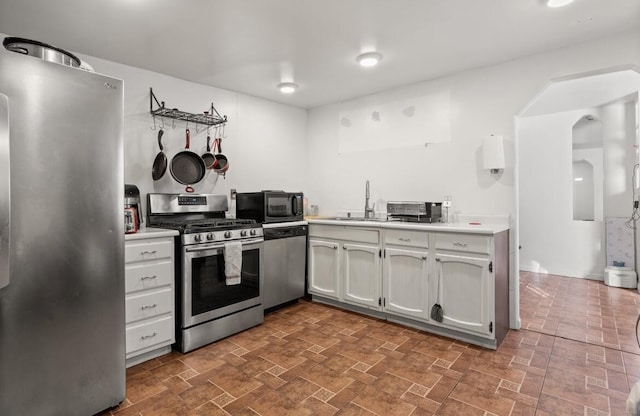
[0,39,125,415]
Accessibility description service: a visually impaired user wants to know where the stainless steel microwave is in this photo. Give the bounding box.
[236,191,304,223]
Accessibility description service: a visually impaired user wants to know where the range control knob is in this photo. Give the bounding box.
[194,234,203,242]
[224,231,232,239]
[206,233,215,241]
[250,229,257,236]
[240,230,248,237]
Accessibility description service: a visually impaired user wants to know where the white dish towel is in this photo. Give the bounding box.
[224,242,242,286]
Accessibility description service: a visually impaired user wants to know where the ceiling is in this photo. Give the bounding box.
[0,0,638,109]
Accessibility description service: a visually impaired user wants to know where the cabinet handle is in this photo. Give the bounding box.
[333,246,338,249]
[140,275,157,281]
[435,257,441,262]
[421,256,427,260]
[399,238,411,242]
[140,250,157,255]
[141,304,157,310]
[453,242,467,248]
[140,332,157,340]
[343,246,347,250]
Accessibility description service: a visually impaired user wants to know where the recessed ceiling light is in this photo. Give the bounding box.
[277,82,298,94]
[356,52,382,68]
[547,0,575,7]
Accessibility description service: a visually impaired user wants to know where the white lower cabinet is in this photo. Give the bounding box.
[342,242,381,309]
[308,223,510,349]
[435,253,493,336]
[383,247,429,321]
[124,234,176,367]
[308,239,341,299]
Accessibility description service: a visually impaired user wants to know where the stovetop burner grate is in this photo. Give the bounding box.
[149,217,257,232]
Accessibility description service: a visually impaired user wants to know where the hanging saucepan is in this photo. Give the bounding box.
[152,128,168,180]
[201,135,216,169]
[212,138,229,177]
[170,128,206,193]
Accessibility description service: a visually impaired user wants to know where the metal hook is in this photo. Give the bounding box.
[221,123,227,138]
[150,116,156,131]
[159,116,165,130]
[195,122,200,135]
[171,117,176,129]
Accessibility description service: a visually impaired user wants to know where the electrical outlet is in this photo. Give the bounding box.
[230,189,237,200]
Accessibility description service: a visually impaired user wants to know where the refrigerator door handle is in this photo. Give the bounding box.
[0,93,9,290]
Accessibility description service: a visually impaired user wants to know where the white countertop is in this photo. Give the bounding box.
[306,218,509,235]
[124,227,179,241]
[262,220,308,229]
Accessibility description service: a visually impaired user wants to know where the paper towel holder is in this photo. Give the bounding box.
[483,135,505,174]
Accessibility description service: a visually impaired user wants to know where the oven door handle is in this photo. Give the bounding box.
[184,238,264,253]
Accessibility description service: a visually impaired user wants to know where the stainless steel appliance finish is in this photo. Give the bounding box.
[387,201,443,223]
[263,223,307,310]
[0,39,125,416]
[147,193,264,353]
[236,190,304,223]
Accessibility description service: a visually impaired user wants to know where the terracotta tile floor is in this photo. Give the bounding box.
[99,272,640,416]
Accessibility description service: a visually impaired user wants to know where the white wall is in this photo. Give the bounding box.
[78,55,308,216]
[306,29,640,328]
[519,100,638,280]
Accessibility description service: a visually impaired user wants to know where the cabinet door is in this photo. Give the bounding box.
[308,239,340,299]
[383,247,429,321]
[342,243,381,309]
[435,253,493,336]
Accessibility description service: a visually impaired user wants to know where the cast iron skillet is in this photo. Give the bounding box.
[170,128,206,193]
[152,129,167,181]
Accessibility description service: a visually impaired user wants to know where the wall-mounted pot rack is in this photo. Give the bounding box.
[149,87,227,127]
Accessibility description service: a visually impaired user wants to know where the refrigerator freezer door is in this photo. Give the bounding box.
[0,47,125,415]
[0,93,8,290]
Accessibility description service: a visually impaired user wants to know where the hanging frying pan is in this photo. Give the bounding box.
[170,128,206,193]
[201,135,216,169]
[212,138,229,177]
[152,128,167,180]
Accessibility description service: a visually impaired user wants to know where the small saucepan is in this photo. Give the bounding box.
[212,138,229,177]
[170,128,206,193]
[201,135,216,169]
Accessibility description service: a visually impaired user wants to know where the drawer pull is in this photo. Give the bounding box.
[140,304,157,310]
[421,256,427,260]
[334,245,338,250]
[399,238,411,242]
[140,275,157,281]
[435,257,441,262]
[140,332,157,340]
[453,243,467,248]
[140,250,157,255]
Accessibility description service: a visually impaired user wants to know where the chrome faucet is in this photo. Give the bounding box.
[364,180,375,219]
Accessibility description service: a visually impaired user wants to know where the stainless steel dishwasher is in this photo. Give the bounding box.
[262,223,308,310]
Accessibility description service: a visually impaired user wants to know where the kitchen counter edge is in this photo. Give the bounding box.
[306,218,508,235]
[125,227,180,240]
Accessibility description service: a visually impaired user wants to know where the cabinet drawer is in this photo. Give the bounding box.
[125,261,173,293]
[125,239,173,264]
[384,229,429,248]
[435,233,490,254]
[309,225,379,244]
[126,316,173,354]
[125,288,173,323]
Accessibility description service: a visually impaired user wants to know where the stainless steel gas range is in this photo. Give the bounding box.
[147,193,264,352]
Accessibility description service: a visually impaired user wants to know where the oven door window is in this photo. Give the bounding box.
[191,247,260,316]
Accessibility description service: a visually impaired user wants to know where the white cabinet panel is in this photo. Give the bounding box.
[436,254,493,336]
[125,261,173,293]
[308,239,340,299]
[383,247,429,321]
[342,243,381,309]
[125,316,174,356]
[125,288,173,323]
[125,239,173,264]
